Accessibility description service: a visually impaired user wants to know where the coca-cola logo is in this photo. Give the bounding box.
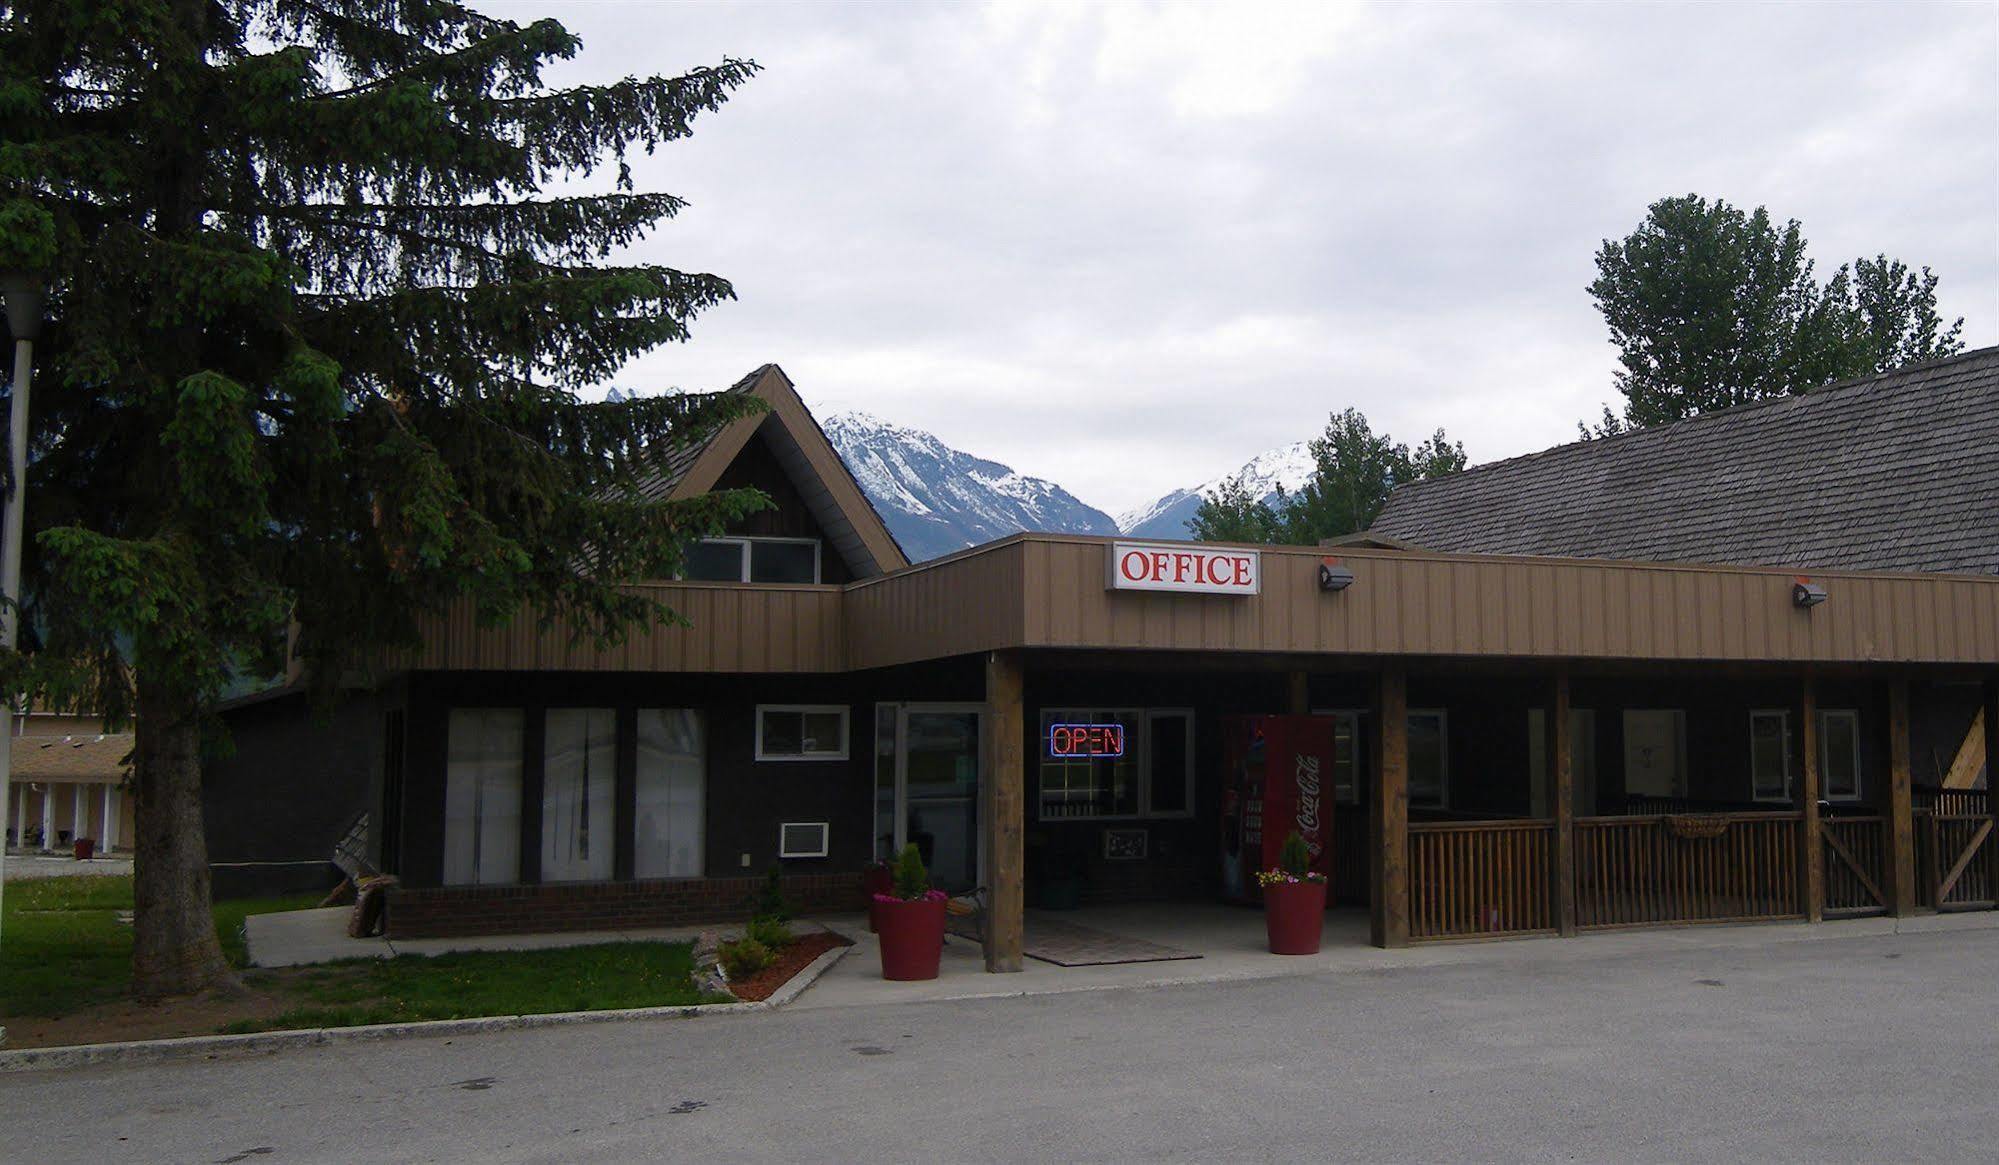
[1295,755,1323,855]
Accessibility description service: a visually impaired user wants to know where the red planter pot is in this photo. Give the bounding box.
[875,896,947,981]
[862,867,894,933]
[1263,880,1327,955]
[72,838,96,861]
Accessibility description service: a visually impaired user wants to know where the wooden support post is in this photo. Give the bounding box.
[1800,676,1823,923]
[73,784,86,846]
[1985,676,1998,911]
[982,650,1025,973]
[40,784,53,851]
[1287,670,1310,716]
[1887,677,1916,917]
[102,782,118,853]
[1552,671,1576,937]
[1371,663,1409,948]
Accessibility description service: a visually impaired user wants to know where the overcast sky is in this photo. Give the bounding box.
[494,0,1998,519]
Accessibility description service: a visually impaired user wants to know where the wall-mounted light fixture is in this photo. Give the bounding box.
[1792,577,1827,609]
[1318,557,1356,592]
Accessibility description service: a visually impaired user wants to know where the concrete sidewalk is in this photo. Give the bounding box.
[243,906,824,967]
[1,852,132,880]
[793,901,1999,1010]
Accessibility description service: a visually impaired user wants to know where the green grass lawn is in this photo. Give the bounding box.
[4,874,720,1037]
[1,874,322,1018]
[221,942,714,1034]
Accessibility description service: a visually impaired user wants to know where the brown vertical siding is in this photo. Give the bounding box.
[408,583,845,673]
[400,535,1999,673]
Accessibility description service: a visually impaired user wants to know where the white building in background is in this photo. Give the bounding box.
[4,711,133,854]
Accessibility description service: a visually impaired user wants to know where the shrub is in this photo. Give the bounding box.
[1278,831,1311,877]
[719,938,774,981]
[891,843,930,900]
[749,866,792,921]
[745,913,792,949]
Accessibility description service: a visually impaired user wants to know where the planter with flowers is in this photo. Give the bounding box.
[874,843,948,981]
[1257,831,1328,955]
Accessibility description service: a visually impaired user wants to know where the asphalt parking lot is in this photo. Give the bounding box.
[5,923,1996,1163]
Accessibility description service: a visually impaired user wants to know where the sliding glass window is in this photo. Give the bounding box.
[444,709,523,885]
[543,708,616,882]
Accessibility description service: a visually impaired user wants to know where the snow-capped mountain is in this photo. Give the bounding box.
[1116,442,1316,540]
[823,412,1121,562]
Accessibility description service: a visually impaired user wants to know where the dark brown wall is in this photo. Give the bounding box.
[398,662,984,889]
[204,689,386,899]
[710,432,856,584]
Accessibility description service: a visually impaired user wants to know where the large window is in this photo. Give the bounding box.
[756,705,849,761]
[1038,708,1193,820]
[635,709,706,878]
[542,708,616,882]
[1818,709,1862,801]
[1408,709,1448,808]
[684,537,821,584]
[1750,710,1791,802]
[444,709,523,885]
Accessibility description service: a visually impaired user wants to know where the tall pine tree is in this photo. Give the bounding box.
[0,0,770,997]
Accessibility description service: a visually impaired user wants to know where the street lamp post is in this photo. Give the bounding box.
[0,271,43,952]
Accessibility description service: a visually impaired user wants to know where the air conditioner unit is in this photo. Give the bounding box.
[779,821,830,859]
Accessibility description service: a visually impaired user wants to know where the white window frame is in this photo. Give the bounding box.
[687,536,822,584]
[1749,709,1792,803]
[1817,708,1863,802]
[755,704,850,762]
[1037,707,1193,821]
[1408,708,1449,809]
[778,821,830,859]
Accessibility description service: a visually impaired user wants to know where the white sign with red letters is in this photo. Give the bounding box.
[1105,541,1261,596]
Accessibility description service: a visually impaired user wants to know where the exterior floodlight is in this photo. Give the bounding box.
[1318,558,1356,592]
[1793,579,1827,609]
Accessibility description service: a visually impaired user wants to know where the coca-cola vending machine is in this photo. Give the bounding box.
[1219,715,1335,903]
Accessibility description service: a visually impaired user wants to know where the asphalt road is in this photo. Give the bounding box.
[6,927,1997,1163]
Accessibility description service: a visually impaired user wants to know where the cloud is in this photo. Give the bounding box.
[488,0,1997,515]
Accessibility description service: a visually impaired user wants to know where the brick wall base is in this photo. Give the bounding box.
[386,872,868,939]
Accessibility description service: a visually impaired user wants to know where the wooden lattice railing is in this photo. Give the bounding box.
[1408,820,1554,940]
[1821,815,1889,916]
[1917,809,1995,910]
[1575,813,1802,928]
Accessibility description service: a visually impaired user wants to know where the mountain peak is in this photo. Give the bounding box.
[1117,440,1316,539]
[824,414,1120,561]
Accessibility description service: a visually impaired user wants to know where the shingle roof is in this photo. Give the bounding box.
[631,364,768,503]
[12,733,133,781]
[1371,346,1999,575]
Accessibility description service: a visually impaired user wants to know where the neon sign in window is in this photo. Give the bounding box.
[1047,722,1127,759]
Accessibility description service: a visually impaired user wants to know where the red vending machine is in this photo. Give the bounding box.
[1219,715,1336,903]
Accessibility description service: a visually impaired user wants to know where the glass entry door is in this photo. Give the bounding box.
[874,704,984,893]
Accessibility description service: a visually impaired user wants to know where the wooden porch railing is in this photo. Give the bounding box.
[1408,820,1554,940]
[1821,815,1889,916]
[1916,809,1995,911]
[1575,813,1802,928]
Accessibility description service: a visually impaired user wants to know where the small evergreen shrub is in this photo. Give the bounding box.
[1278,831,1312,876]
[719,938,774,981]
[891,843,931,900]
[745,914,792,949]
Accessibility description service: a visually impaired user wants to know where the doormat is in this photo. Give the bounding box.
[1021,916,1201,968]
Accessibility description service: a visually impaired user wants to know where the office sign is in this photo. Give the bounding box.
[1107,541,1260,596]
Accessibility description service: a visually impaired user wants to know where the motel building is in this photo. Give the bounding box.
[311,363,1999,966]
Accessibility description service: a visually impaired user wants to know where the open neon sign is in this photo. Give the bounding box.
[1048,723,1127,759]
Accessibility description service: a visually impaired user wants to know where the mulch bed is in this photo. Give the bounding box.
[729,931,851,1003]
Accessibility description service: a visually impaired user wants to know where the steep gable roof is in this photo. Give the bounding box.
[638,365,908,577]
[1370,346,1999,575]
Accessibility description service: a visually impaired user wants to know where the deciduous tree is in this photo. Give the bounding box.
[1585,195,1964,436]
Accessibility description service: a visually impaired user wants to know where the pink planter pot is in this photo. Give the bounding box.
[1263,880,1328,955]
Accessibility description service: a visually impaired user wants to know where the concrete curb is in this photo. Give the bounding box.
[0,939,851,1075]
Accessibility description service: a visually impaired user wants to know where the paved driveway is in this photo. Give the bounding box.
[4,927,1995,1163]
